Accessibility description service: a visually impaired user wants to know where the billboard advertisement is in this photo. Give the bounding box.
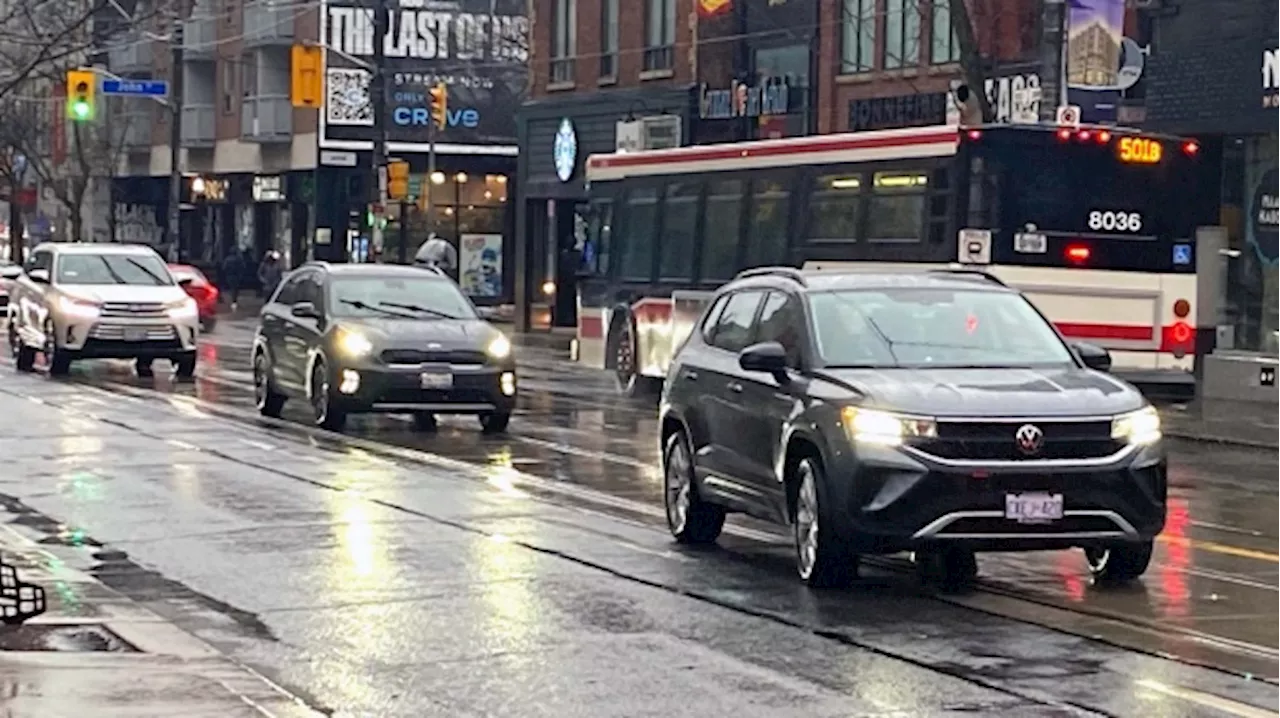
[320,0,529,152]
[1065,0,1146,124]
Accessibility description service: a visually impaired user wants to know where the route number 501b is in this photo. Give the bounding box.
[1088,210,1142,232]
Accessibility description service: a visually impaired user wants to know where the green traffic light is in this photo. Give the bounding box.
[71,100,90,120]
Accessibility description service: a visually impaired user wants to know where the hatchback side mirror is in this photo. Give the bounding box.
[26,268,49,284]
[739,341,789,376]
[291,301,319,319]
[1073,341,1112,372]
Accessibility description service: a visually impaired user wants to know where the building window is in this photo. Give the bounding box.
[840,0,874,74]
[882,0,921,70]
[643,0,675,72]
[550,0,576,84]
[600,0,618,79]
[930,0,961,64]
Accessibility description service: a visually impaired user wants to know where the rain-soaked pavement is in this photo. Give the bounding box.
[0,317,1276,717]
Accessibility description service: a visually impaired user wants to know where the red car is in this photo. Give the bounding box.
[168,264,219,331]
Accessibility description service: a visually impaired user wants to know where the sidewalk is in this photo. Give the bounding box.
[1161,401,1279,449]
[0,525,323,717]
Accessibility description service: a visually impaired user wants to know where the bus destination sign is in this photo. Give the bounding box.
[1117,137,1163,164]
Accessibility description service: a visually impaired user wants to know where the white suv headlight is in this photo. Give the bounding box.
[58,295,101,318]
[163,297,197,318]
[1111,406,1161,446]
[841,407,937,447]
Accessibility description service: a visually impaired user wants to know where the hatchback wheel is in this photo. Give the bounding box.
[1084,541,1152,584]
[310,360,346,431]
[662,432,725,544]
[793,457,856,588]
[253,351,286,418]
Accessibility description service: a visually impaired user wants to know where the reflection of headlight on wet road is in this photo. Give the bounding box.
[487,335,511,359]
[338,329,374,358]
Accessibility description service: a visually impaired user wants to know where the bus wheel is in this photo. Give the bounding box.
[610,313,659,398]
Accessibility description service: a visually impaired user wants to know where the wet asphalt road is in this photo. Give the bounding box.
[0,317,1276,717]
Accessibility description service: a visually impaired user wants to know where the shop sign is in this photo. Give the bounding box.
[699,79,790,120]
[1263,49,1278,108]
[553,118,577,183]
[252,175,285,202]
[696,0,731,18]
[321,0,528,150]
[850,92,948,132]
[1250,168,1278,265]
[190,177,228,202]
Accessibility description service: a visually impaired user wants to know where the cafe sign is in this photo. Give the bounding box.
[698,79,790,120]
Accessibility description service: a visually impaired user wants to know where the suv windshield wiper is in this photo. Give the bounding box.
[95,256,128,284]
[378,301,459,319]
[125,258,168,286]
[338,298,417,319]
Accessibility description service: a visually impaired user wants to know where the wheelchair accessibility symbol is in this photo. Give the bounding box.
[1172,244,1193,266]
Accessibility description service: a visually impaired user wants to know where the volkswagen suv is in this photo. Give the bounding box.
[659,267,1165,588]
[7,243,200,377]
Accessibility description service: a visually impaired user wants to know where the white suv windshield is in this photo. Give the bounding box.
[57,254,173,286]
[809,288,1076,369]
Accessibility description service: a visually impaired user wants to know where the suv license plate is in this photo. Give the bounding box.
[420,371,453,390]
[123,328,146,341]
[1005,493,1063,523]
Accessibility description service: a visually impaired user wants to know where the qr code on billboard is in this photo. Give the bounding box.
[326,68,373,126]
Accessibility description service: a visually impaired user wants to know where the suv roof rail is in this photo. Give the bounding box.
[926,268,1007,287]
[734,266,808,286]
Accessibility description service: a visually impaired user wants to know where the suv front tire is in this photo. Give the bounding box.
[663,431,725,544]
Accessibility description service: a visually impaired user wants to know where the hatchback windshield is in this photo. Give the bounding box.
[329,275,476,320]
[57,253,173,286]
[808,288,1076,368]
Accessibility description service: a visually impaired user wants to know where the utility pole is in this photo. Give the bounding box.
[1038,0,1067,121]
[426,104,435,245]
[368,0,389,262]
[169,16,185,260]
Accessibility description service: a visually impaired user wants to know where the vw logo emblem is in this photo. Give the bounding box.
[1014,424,1044,456]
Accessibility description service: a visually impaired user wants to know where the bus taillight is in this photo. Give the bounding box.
[966,129,982,141]
[1077,130,1092,141]
[1056,128,1071,141]
[1097,130,1112,143]
[1183,141,1200,155]
[1172,298,1191,319]
[1065,245,1091,263]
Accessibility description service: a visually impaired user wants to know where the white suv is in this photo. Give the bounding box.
[6,243,200,377]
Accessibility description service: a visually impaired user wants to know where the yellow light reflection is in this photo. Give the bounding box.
[484,448,526,497]
[474,532,536,648]
[338,502,380,578]
[171,463,201,501]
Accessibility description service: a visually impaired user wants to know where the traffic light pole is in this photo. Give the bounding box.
[368,0,389,262]
[168,17,184,259]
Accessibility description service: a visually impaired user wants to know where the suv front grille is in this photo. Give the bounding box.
[915,420,1124,461]
[100,302,166,319]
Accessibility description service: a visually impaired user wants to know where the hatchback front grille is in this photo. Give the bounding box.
[380,348,488,365]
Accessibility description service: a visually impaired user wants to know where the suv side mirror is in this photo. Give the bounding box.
[291,301,319,319]
[1073,341,1112,372]
[26,268,49,284]
[739,341,789,376]
[0,265,20,280]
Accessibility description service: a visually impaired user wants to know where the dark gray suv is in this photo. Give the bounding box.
[658,267,1166,588]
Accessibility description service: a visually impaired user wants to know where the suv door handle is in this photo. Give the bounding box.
[685,370,698,381]
[726,381,743,393]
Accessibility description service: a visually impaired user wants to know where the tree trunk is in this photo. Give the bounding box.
[951,0,995,122]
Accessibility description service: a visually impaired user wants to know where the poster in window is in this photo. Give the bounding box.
[459,233,503,298]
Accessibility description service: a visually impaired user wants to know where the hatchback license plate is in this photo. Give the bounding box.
[420,371,453,390]
[1005,492,1063,523]
[123,328,146,342]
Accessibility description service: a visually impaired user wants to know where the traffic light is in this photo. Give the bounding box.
[66,69,96,122]
[429,83,447,130]
[386,159,409,200]
[290,44,324,108]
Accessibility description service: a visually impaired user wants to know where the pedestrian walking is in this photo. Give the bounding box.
[257,250,283,299]
[220,250,247,311]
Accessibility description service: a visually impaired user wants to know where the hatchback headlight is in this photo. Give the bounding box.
[841,407,937,447]
[1111,406,1161,446]
[337,329,374,358]
[487,334,511,359]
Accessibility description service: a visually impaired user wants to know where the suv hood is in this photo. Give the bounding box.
[337,317,500,350]
[819,366,1145,418]
[60,284,186,303]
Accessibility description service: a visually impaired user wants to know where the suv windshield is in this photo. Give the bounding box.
[808,288,1076,369]
[56,253,173,286]
[329,275,476,320]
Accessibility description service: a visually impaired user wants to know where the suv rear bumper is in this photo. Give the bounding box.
[832,441,1167,554]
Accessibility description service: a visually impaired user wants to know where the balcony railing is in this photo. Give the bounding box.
[241,95,292,142]
[243,0,294,47]
[181,104,215,147]
[183,13,217,60]
[108,35,153,73]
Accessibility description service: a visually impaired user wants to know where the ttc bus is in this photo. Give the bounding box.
[573,123,1212,396]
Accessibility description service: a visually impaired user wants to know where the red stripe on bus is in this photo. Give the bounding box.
[589,129,958,170]
[1054,322,1154,342]
[579,315,604,340]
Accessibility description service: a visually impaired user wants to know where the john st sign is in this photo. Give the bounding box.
[320,0,529,150]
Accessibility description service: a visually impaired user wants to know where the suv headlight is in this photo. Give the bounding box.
[487,334,511,360]
[163,297,197,317]
[58,295,101,318]
[841,407,937,447]
[337,328,374,358]
[1111,406,1161,445]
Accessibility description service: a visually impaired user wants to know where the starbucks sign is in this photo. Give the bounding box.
[1250,168,1278,264]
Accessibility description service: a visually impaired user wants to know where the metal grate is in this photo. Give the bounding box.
[89,323,177,341]
[99,302,166,319]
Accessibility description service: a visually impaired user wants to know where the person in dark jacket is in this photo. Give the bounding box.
[220,250,247,311]
[257,250,284,299]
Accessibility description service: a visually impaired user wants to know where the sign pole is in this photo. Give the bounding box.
[426,103,435,258]
[1038,0,1067,121]
[168,17,184,257]
[369,0,389,262]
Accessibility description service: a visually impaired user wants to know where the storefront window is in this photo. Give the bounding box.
[1222,135,1278,355]
[387,173,509,263]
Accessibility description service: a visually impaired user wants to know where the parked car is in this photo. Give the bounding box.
[168,264,219,331]
[659,266,1165,589]
[7,243,200,377]
[251,262,517,432]
[0,261,20,311]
